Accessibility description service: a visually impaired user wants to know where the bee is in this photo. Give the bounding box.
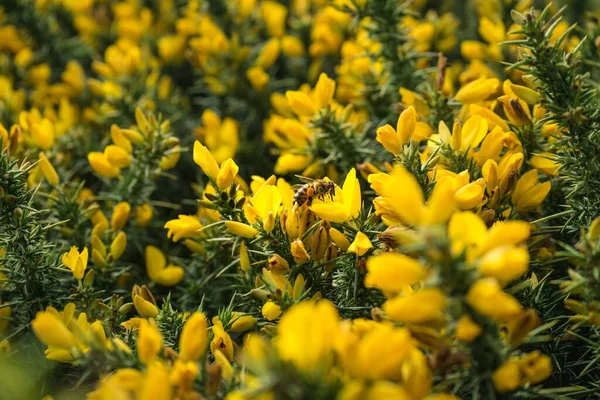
[293,176,336,206]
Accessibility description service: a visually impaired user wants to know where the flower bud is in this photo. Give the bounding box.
[110,231,127,260]
[329,227,350,251]
[216,158,240,190]
[193,141,219,181]
[240,242,251,272]
[111,202,131,231]
[310,221,330,261]
[290,239,310,264]
[263,211,275,232]
[225,221,259,238]
[262,301,282,321]
[39,152,59,185]
[134,295,158,318]
[267,254,290,274]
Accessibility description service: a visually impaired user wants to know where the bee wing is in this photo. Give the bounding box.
[292,184,305,190]
[295,175,316,184]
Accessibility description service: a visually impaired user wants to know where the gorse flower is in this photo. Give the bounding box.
[4,1,595,399]
[310,168,360,223]
[62,246,88,280]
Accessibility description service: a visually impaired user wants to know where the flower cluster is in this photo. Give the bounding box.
[0,1,599,399]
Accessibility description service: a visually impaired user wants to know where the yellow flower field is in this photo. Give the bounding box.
[0,0,599,399]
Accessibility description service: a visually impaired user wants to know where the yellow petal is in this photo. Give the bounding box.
[342,168,361,219]
[179,312,208,362]
[193,141,219,181]
[38,152,59,185]
[365,253,427,294]
[156,266,184,286]
[310,202,350,223]
[32,312,75,349]
[383,289,446,324]
[145,245,166,281]
[225,221,259,238]
[348,232,373,256]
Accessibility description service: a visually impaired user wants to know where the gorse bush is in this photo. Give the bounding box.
[0,0,599,399]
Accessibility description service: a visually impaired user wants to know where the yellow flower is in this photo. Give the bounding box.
[470,104,509,132]
[104,145,131,168]
[281,35,305,57]
[145,245,184,287]
[383,288,446,324]
[164,215,202,242]
[120,128,145,144]
[132,285,159,318]
[311,168,360,223]
[211,321,234,361]
[291,239,310,264]
[251,184,282,228]
[402,347,433,400]
[492,360,521,393]
[285,203,310,240]
[139,363,172,400]
[455,314,482,342]
[454,77,500,104]
[314,72,336,109]
[260,1,287,37]
[30,118,55,150]
[454,181,485,210]
[338,380,412,400]
[179,312,208,362]
[274,152,312,175]
[337,322,413,381]
[225,221,259,238]
[365,253,427,296]
[329,227,350,251]
[159,145,181,170]
[510,83,541,104]
[239,241,251,272]
[169,360,199,394]
[400,88,430,116]
[256,38,281,67]
[262,301,282,321]
[216,158,239,190]
[246,66,269,92]
[466,278,522,322]
[376,106,418,154]
[136,203,153,227]
[193,141,219,181]
[511,169,551,212]
[370,166,455,226]
[530,152,559,176]
[286,91,317,116]
[286,73,336,116]
[88,152,120,178]
[276,300,340,372]
[214,312,257,333]
[111,202,131,231]
[61,246,88,280]
[267,254,290,274]
[32,311,76,349]
[478,245,529,286]
[448,211,530,260]
[157,34,186,63]
[137,319,163,365]
[348,232,372,256]
[109,231,127,260]
[498,95,531,126]
[38,152,59,185]
[519,351,552,385]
